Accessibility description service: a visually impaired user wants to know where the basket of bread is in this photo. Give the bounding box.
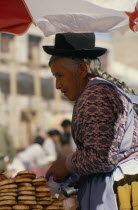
[0,170,64,210]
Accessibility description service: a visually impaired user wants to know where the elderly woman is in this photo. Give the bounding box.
[43,33,138,210]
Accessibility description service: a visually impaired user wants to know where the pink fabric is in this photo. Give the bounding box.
[67,82,138,175]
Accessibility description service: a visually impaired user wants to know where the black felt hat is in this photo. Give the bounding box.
[43,33,107,59]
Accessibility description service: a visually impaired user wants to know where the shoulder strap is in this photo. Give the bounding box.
[86,78,138,105]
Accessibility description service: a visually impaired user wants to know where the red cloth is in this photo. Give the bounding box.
[125,2,138,32]
[0,0,33,35]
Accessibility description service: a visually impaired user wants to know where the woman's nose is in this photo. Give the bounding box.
[56,80,61,89]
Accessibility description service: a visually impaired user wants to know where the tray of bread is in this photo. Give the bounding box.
[0,170,64,210]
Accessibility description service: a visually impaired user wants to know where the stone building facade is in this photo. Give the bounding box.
[0,26,73,149]
[96,30,138,94]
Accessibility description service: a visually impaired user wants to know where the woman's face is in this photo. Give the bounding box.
[50,58,85,101]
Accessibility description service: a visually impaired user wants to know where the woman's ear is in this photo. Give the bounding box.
[78,62,88,79]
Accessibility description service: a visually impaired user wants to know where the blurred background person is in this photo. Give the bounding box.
[61,119,76,156]
[47,129,63,160]
[17,135,48,177]
[6,155,26,178]
[43,130,57,167]
[33,126,45,144]
[0,124,16,173]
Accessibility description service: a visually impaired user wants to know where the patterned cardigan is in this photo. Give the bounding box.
[66,83,138,175]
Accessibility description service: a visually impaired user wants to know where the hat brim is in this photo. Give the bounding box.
[43,46,107,58]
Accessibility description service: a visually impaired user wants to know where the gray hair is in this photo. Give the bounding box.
[49,55,83,71]
[49,55,138,114]
[49,56,101,76]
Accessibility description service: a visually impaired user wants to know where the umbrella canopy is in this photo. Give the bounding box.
[0,0,33,35]
[0,0,138,36]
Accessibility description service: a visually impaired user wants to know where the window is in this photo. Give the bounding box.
[28,35,41,61]
[0,33,14,53]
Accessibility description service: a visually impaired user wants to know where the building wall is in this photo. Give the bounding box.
[96,31,138,93]
[0,26,73,150]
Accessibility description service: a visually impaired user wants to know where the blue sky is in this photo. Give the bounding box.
[95,32,112,41]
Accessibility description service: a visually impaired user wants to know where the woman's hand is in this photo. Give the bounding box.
[46,158,71,183]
